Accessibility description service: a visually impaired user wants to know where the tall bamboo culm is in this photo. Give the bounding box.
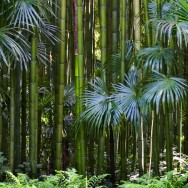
[120,0,127,180]
[97,0,107,175]
[29,28,37,177]
[54,0,66,171]
[76,0,86,175]
[9,67,15,172]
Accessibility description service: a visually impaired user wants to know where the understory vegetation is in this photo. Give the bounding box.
[1,169,188,187]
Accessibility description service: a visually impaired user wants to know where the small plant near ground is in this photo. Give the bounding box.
[0,168,109,187]
[118,171,188,188]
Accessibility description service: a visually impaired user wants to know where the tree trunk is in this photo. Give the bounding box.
[76,0,86,175]
[54,0,66,170]
[29,29,37,177]
[9,67,15,172]
[14,63,21,169]
[21,68,27,163]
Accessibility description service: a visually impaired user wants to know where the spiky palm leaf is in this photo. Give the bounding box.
[8,0,55,29]
[109,41,134,81]
[8,0,59,43]
[137,46,174,71]
[64,83,75,108]
[0,26,30,66]
[144,71,188,113]
[155,0,188,48]
[113,70,147,125]
[81,77,122,135]
[148,0,172,21]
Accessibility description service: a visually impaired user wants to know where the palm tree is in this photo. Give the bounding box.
[0,4,30,171]
[9,0,59,175]
[144,71,188,171]
[113,69,148,176]
[81,77,122,182]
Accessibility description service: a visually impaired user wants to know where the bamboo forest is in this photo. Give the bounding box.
[1,0,188,187]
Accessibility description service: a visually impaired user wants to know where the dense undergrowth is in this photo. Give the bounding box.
[1,153,188,187]
[0,169,109,188]
[1,169,188,188]
[119,171,188,188]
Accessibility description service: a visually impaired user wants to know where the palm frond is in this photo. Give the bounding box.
[154,0,188,48]
[8,0,55,29]
[148,0,172,21]
[64,83,75,108]
[39,91,54,110]
[137,46,174,71]
[109,41,134,81]
[38,20,60,44]
[113,70,147,125]
[0,26,30,66]
[144,71,188,113]
[80,77,122,135]
[36,43,49,65]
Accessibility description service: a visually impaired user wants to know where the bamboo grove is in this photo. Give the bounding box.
[0,0,188,184]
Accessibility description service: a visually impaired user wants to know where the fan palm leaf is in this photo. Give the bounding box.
[0,26,30,66]
[81,77,122,135]
[155,0,188,48]
[8,0,55,29]
[109,41,134,81]
[113,70,147,125]
[144,71,188,113]
[8,0,59,43]
[137,46,174,71]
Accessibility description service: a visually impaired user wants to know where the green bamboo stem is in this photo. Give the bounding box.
[52,0,58,170]
[29,29,37,177]
[21,68,27,162]
[120,0,127,180]
[35,62,38,167]
[0,70,2,152]
[54,0,66,170]
[88,136,95,175]
[37,109,42,164]
[178,103,183,167]
[96,0,107,175]
[120,124,127,180]
[75,0,86,175]
[9,67,15,172]
[133,0,144,176]
[132,126,137,172]
[14,64,21,168]
[0,97,2,152]
[110,125,115,183]
[100,0,107,81]
[153,111,159,175]
[0,1,4,153]
[138,118,144,176]
[120,0,126,77]
[85,0,93,81]
[165,107,173,171]
[143,0,151,46]
[157,0,161,19]
[97,129,105,174]
[133,0,141,51]
[183,48,188,155]
[112,0,118,54]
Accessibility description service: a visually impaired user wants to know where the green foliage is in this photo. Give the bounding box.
[144,71,188,113]
[81,77,122,136]
[0,152,9,180]
[118,171,188,188]
[0,169,109,188]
